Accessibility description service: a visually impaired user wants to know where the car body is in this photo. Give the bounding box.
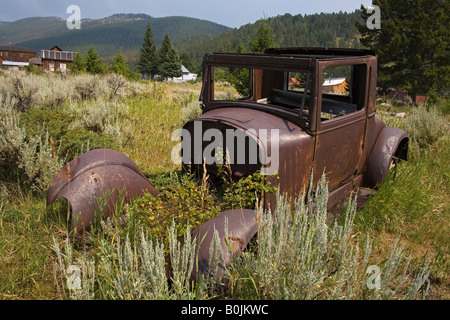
[47,47,409,280]
[182,47,409,213]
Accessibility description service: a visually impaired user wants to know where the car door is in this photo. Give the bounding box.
[313,62,369,192]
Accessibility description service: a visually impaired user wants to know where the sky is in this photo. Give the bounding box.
[0,0,372,28]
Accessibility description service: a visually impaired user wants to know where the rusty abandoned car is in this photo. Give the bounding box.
[47,47,408,279]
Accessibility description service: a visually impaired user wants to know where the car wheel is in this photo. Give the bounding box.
[388,156,399,180]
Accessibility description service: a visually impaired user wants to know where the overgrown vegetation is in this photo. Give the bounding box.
[355,99,449,299]
[0,72,448,300]
[226,175,430,300]
[126,167,276,255]
[48,172,430,300]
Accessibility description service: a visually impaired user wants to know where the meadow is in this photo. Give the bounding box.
[0,70,448,299]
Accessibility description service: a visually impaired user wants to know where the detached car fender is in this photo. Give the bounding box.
[190,208,258,281]
[47,148,158,233]
[364,127,409,188]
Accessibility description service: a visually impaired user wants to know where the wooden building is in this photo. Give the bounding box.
[29,57,43,67]
[0,45,37,63]
[41,46,75,72]
[322,77,348,94]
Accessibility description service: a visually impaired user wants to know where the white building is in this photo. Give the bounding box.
[1,61,29,70]
[172,65,198,83]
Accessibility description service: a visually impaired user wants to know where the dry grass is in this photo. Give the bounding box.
[356,103,450,299]
[121,82,199,173]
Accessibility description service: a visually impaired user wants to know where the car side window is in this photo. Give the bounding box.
[321,64,367,121]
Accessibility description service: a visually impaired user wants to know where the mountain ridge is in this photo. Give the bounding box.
[0,11,364,73]
[0,14,231,58]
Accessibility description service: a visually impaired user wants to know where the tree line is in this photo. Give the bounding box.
[69,23,195,82]
[174,11,364,71]
[136,23,195,81]
[177,1,448,103]
[70,45,140,80]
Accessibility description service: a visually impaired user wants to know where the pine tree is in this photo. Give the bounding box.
[85,45,104,75]
[248,18,276,53]
[157,33,182,81]
[110,50,134,79]
[71,50,86,73]
[137,22,158,79]
[356,0,450,103]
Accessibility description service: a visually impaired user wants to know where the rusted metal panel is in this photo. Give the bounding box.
[182,106,314,210]
[190,208,258,281]
[314,113,366,191]
[364,127,409,188]
[264,47,377,58]
[360,116,386,174]
[203,53,314,70]
[47,148,158,233]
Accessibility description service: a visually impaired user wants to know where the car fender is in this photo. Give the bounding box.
[190,208,257,281]
[47,148,158,233]
[364,127,409,188]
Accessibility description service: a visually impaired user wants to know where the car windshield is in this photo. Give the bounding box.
[208,64,312,127]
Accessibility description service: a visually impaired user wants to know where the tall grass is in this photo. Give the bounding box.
[356,104,449,299]
[52,220,216,300]
[121,96,182,173]
[49,173,430,300]
[0,196,59,299]
[225,175,430,300]
[0,95,64,192]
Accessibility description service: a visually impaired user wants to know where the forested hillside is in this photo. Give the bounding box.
[2,11,363,70]
[1,14,230,59]
[174,11,363,70]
